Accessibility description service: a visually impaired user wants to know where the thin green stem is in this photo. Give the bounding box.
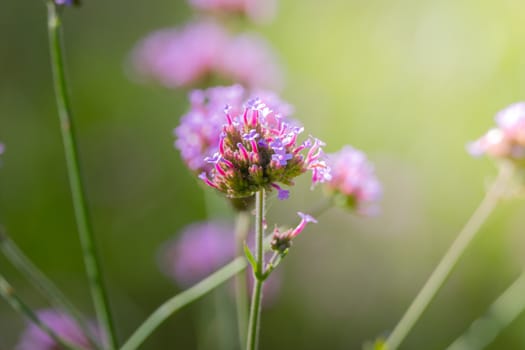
[120,257,247,350]
[0,228,101,349]
[385,164,513,350]
[447,270,525,350]
[46,2,117,349]
[246,190,265,350]
[234,211,251,348]
[0,273,87,350]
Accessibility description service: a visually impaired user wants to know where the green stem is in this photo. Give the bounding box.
[234,211,251,348]
[46,2,117,349]
[385,164,513,350]
[246,190,265,350]
[120,257,247,350]
[447,270,525,350]
[0,228,101,349]
[0,273,87,350]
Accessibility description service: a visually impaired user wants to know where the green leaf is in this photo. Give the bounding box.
[243,242,257,272]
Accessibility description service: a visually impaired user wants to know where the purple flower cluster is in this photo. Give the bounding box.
[16,309,101,350]
[468,102,525,161]
[131,21,282,90]
[174,85,293,175]
[159,221,236,288]
[193,88,330,199]
[188,0,277,23]
[324,145,382,215]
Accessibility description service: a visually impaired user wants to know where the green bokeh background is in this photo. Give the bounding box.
[2,0,525,349]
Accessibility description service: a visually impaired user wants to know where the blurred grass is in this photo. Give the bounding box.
[2,0,525,349]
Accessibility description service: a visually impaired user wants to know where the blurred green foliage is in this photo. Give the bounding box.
[2,0,525,349]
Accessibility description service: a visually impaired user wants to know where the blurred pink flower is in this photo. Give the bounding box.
[159,220,236,288]
[131,21,228,88]
[188,0,278,24]
[468,102,525,161]
[16,309,102,350]
[130,22,283,90]
[325,145,382,215]
[217,33,283,90]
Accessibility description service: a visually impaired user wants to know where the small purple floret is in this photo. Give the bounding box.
[290,212,318,237]
[243,129,259,141]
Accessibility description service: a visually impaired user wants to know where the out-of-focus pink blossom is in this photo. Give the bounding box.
[159,221,236,288]
[131,21,228,88]
[189,0,278,24]
[468,102,525,161]
[16,309,102,350]
[217,33,283,90]
[325,145,382,215]
[130,22,283,90]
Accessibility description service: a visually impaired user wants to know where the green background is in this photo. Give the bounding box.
[1,0,525,349]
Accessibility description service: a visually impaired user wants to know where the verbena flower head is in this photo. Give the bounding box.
[197,90,331,199]
[159,221,235,288]
[271,212,318,253]
[174,85,293,175]
[468,102,525,161]
[188,0,277,24]
[16,309,101,350]
[324,145,382,215]
[130,22,282,89]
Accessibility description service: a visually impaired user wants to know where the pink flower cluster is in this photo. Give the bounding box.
[468,102,525,161]
[174,85,293,175]
[16,309,102,350]
[324,145,382,215]
[192,87,331,199]
[188,0,277,24]
[131,21,282,90]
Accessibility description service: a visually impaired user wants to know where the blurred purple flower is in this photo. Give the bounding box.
[468,102,525,161]
[130,22,283,90]
[16,309,102,350]
[130,21,228,88]
[188,0,278,24]
[325,145,382,215]
[217,33,283,90]
[55,0,74,5]
[174,85,294,177]
[159,221,236,288]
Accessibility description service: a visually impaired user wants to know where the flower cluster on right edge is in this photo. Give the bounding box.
[468,102,525,162]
